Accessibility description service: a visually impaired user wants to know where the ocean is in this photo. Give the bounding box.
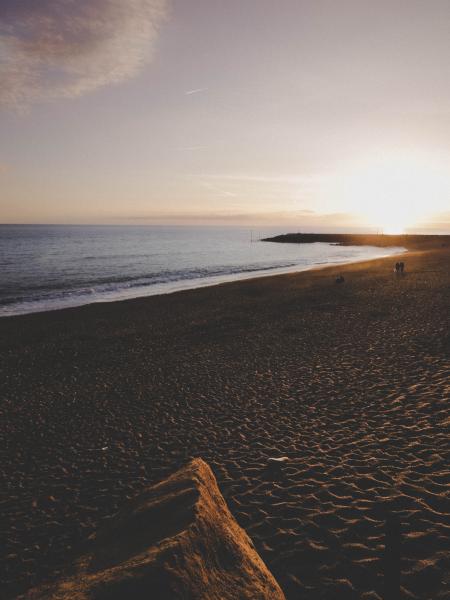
[0,225,404,317]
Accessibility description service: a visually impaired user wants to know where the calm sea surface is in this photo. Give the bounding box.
[0,225,404,317]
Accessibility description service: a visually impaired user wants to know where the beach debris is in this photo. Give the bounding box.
[335,275,345,284]
[266,456,290,478]
[27,458,285,600]
[267,456,290,464]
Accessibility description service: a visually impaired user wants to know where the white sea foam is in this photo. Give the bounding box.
[0,225,405,317]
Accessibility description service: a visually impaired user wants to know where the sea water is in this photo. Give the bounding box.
[0,225,404,317]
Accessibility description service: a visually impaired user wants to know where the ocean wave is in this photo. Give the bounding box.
[0,224,405,317]
[0,260,301,309]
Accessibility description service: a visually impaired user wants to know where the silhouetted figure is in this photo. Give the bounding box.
[394,262,400,273]
[399,261,405,273]
[383,512,401,600]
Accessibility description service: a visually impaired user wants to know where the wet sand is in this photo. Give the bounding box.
[1,242,449,599]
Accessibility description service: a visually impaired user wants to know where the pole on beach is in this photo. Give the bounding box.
[383,511,401,600]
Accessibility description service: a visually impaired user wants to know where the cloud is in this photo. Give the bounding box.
[113,209,360,228]
[177,145,209,151]
[204,173,320,185]
[201,173,322,192]
[0,0,168,108]
[200,181,238,198]
[412,211,450,234]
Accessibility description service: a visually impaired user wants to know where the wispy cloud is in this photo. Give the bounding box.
[112,209,360,228]
[202,173,321,187]
[177,145,209,151]
[413,211,450,234]
[0,0,168,108]
[200,181,238,198]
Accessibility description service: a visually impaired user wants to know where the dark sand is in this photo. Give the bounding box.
[1,241,449,599]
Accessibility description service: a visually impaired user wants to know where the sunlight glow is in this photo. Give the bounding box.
[324,152,449,233]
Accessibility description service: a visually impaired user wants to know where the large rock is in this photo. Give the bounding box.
[27,458,285,600]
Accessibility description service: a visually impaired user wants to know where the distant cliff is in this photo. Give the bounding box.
[262,233,449,249]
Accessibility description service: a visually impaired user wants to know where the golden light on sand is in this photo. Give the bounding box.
[326,153,449,234]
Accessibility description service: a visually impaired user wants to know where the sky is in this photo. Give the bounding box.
[0,0,449,232]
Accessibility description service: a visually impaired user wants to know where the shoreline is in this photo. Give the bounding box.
[0,243,406,319]
[1,241,449,599]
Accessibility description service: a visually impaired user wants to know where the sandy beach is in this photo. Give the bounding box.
[1,240,449,599]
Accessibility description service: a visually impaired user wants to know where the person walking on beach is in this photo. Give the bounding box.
[399,261,405,273]
[395,262,400,273]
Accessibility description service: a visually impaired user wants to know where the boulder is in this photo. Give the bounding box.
[27,458,285,600]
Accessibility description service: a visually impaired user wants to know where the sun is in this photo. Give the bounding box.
[326,152,449,234]
[382,223,405,236]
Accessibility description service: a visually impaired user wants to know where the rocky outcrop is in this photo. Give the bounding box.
[27,458,285,600]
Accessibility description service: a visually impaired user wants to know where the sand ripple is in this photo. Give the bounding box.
[1,249,449,599]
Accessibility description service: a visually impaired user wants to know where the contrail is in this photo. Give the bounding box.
[185,87,207,95]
